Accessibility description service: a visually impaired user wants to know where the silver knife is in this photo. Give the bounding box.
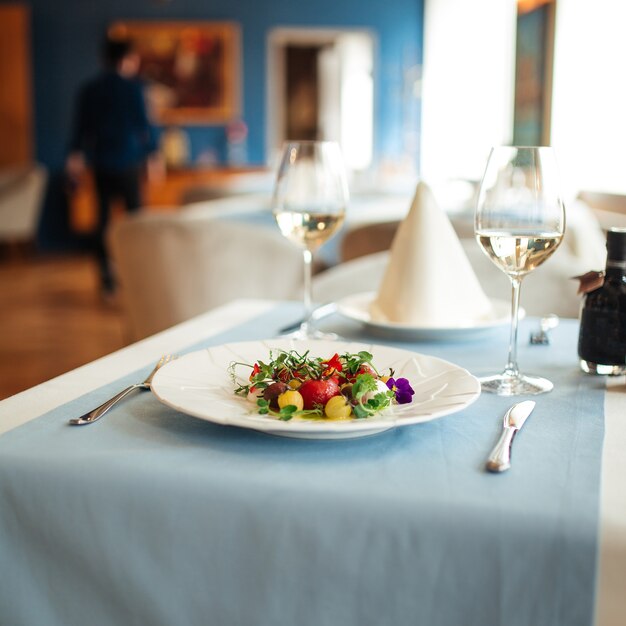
[486,400,536,473]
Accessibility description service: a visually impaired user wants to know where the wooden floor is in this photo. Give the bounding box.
[0,250,128,400]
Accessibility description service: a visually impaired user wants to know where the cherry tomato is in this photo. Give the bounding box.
[278,390,304,412]
[324,395,352,419]
[298,378,341,410]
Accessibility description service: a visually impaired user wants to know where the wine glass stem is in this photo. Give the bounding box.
[301,248,314,332]
[505,277,522,379]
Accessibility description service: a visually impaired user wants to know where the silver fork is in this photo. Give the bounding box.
[529,314,559,345]
[69,355,175,425]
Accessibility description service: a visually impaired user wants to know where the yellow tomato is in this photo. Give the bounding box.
[287,378,302,390]
[277,390,304,411]
[324,395,353,420]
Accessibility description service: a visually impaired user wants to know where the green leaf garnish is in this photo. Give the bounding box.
[277,405,298,421]
[352,373,378,402]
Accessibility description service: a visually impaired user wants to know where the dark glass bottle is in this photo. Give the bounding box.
[578,228,626,375]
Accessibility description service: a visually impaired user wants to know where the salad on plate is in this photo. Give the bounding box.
[229,348,415,422]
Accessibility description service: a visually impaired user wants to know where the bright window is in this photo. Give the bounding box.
[421,0,626,200]
[420,0,517,186]
[551,0,626,197]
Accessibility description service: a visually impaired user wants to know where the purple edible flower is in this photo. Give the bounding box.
[386,377,414,404]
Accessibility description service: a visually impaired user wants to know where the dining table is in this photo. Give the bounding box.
[0,298,624,626]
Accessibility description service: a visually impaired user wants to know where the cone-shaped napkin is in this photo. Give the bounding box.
[370,182,494,326]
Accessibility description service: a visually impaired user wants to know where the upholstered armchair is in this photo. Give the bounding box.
[108,212,304,340]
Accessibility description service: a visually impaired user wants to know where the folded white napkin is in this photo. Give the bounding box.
[370,182,494,326]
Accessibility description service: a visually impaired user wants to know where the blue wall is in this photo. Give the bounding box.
[27,0,423,171]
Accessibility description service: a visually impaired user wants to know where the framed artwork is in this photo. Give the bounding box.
[108,21,241,125]
[512,1,556,145]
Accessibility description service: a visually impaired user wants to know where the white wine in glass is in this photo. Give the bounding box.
[475,146,565,395]
[273,141,349,339]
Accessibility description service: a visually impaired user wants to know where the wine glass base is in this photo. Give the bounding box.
[479,373,553,396]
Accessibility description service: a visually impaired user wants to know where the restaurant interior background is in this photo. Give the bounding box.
[1,0,625,399]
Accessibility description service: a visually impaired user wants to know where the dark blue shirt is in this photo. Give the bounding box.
[70,71,157,171]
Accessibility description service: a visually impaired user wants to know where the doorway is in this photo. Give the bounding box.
[285,45,320,141]
[267,28,375,172]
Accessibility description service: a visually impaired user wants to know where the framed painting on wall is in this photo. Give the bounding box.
[108,21,241,125]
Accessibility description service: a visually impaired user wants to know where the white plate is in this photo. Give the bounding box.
[336,292,522,341]
[151,339,480,440]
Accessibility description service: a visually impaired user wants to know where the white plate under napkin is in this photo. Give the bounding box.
[337,292,522,341]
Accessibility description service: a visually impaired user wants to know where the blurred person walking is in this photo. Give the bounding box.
[66,37,163,296]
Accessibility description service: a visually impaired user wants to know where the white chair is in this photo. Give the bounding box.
[109,212,303,340]
[0,164,47,244]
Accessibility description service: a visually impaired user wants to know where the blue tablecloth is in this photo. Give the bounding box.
[0,304,605,626]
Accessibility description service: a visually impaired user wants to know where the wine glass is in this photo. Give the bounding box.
[475,146,566,395]
[272,141,349,339]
